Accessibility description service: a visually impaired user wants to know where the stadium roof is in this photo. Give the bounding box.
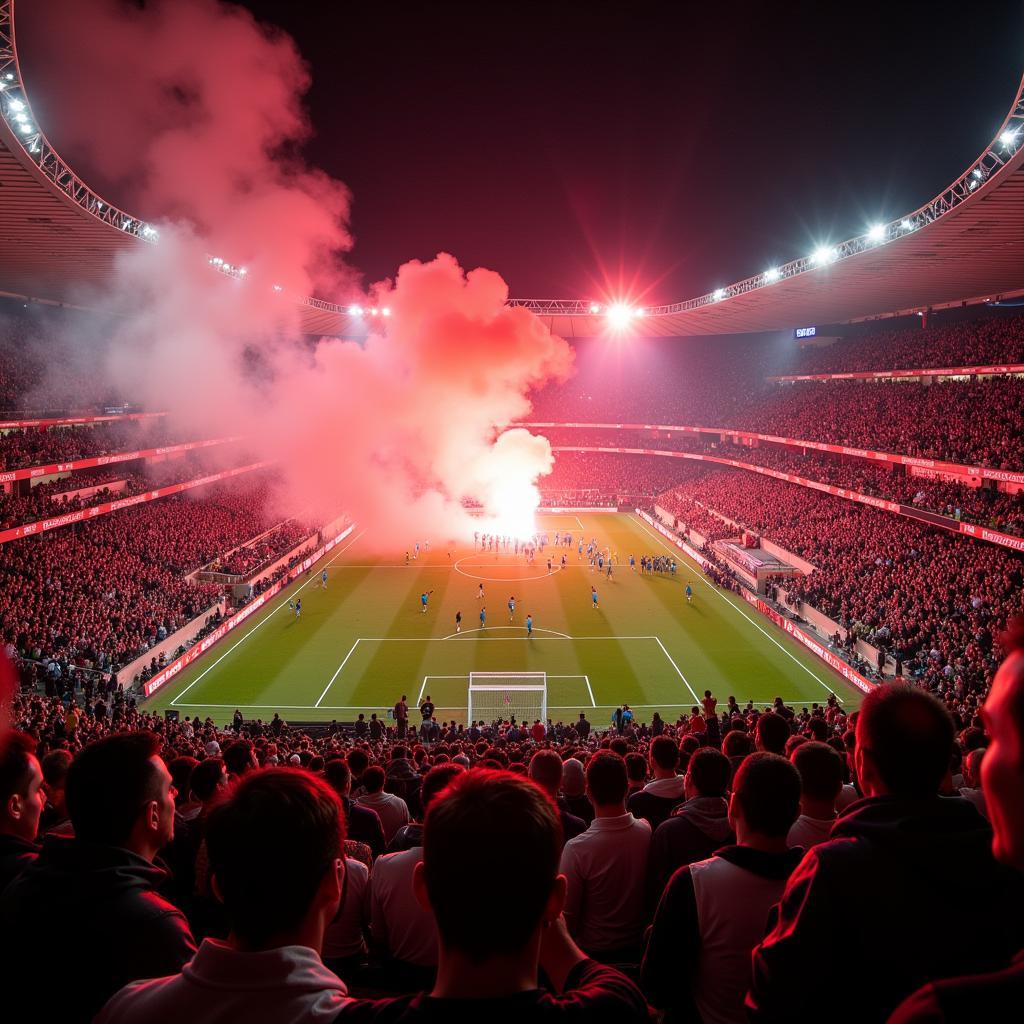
[0,1,1023,338]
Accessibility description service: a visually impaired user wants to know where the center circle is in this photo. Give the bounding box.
[453,556,562,582]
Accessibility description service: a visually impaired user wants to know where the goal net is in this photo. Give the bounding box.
[468,671,547,725]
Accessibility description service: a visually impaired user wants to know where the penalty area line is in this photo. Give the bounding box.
[315,639,361,708]
[654,636,700,704]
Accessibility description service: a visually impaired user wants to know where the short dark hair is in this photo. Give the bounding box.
[323,757,351,795]
[206,769,344,946]
[734,752,801,837]
[223,740,254,776]
[722,730,753,758]
[40,748,72,788]
[756,712,790,754]
[362,765,385,794]
[625,752,647,783]
[528,749,564,794]
[791,741,844,801]
[688,748,731,798]
[190,757,226,802]
[423,770,560,959]
[650,735,680,772]
[65,733,163,845]
[168,756,198,801]
[421,764,464,811]
[0,731,37,803]
[857,685,954,798]
[586,751,628,805]
[347,749,369,776]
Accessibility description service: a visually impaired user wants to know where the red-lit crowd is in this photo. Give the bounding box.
[1,643,1023,1023]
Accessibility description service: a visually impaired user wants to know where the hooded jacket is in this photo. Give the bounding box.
[0,835,197,1024]
[746,795,1024,1023]
[647,796,734,907]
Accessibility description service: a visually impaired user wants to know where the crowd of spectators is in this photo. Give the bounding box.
[0,475,303,671]
[539,450,692,505]
[213,521,317,577]
[781,314,1024,375]
[655,464,1024,699]
[0,417,191,472]
[2,648,1022,1022]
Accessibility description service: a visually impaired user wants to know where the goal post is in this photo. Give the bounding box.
[468,671,547,725]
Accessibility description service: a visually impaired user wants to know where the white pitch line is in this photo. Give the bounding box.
[654,635,701,703]
[631,515,839,698]
[171,528,367,706]
[441,626,572,640]
[584,673,596,707]
[314,639,361,707]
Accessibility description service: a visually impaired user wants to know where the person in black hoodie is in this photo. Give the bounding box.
[647,747,734,907]
[642,752,805,1023]
[325,757,386,858]
[747,684,1024,1023]
[0,732,197,1023]
[889,619,1024,1021]
[0,731,45,894]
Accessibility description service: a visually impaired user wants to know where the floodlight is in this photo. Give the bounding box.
[381,307,391,317]
[7,98,23,111]
[712,288,725,301]
[348,304,363,317]
[606,303,633,328]
[1000,129,1019,147]
[239,267,247,276]
[272,284,283,292]
[634,307,645,318]
[764,267,780,282]
[900,219,914,231]
[811,246,835,265]
[867,223,886,242]
[589,303,600,314]
[18,122,31,134]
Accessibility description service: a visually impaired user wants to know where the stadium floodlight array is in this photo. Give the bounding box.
[467,671,547,725]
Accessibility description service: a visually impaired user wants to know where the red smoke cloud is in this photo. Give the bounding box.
[17,0,573,544]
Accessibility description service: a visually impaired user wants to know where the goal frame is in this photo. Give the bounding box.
[468,671,548,725]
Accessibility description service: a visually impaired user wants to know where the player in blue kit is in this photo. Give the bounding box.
[685,582,693,604]
[526,614,533,636]
[508,595,516,622]
[480,606,487,628]
[591,586,599,609]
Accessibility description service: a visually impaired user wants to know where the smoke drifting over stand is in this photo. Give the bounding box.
[18,0,573,544]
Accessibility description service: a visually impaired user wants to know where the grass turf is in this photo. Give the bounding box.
[145,512,863,727]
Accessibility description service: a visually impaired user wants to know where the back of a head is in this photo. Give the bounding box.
[206,768,344,947]
[756,712,790,755]
[168,756,198,801]
[190,757,226,802]
[586,751,628,806]
[323,757,351,796]
[791,741,844,802]
[420,763,465,812]
[722,730,753,759]
[224,740,254,776]
[423,770,561,959]
[529,749,564,794]
[688,747,731,798]
[856,685,954,798]
[347,749,369,776]
[650,735,680,772]
[41,748,72,789]
[561,757,585,796]
[362,765,385,794]
[625,752,647,784]
[65,732,162,846]
[734,752,802,838]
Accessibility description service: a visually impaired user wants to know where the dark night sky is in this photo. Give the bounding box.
[23,1,1024,303]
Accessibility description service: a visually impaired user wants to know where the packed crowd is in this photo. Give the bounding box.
[539,450,692,505]
[1,647,1022,1023]
[213,522,317,577]
[655,464,1024,698]
[0,475,300,671]
[782,314,1024,375]
[0,418,188,472]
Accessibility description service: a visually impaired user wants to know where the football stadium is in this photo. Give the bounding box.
[1,1,1024,1020]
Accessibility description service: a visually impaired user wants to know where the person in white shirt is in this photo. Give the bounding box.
[560,751,651,959]
[787,741,844,850]
[96,769,350,1024]
[356,765,409,844]
[368,764,464,982]
[321,856,370,976]
[642,752,805,1024]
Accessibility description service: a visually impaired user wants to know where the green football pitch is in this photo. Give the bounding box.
[145,512,864,726]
